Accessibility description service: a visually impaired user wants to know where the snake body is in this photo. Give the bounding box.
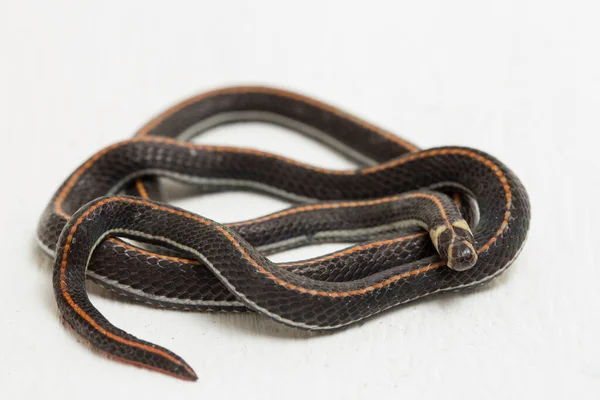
[38,87,530,380]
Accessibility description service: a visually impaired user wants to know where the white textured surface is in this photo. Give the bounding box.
[1,1,598,398]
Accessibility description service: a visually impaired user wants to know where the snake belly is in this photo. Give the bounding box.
[38,87,530,380]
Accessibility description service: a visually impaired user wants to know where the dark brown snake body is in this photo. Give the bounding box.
[37,87,530,380]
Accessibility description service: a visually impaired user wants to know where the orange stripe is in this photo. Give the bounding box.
[279,232,428,267]
[106,238,200,265]
[452,192,461,209]
[135,86,419,152]
[55,141,512,258]
[229,195,399,226]
[228,192,449,228]
[135,180,150,199]
[419,192,451,227]
[54,136,358,218]
[59,177,511,357]
[110,232,429,268]
[215,223,442,297]
[363,148,512,254]
[60,313,196,380]
[106,194,436,267]
[62,197,443,303]
[60,205,196,377]
[55,140,132,218]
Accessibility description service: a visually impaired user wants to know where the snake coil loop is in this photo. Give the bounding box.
[38,87,530,380]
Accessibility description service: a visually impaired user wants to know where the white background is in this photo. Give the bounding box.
[1,1,598,398]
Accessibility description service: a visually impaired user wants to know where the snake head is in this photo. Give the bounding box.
[429,219,477,271]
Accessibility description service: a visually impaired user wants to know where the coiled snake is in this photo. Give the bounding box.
[37,87,530,380]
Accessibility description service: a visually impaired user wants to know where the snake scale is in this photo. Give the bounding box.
[37,87,530,380]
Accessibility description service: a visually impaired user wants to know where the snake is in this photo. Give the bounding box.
[37,86,530,381]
